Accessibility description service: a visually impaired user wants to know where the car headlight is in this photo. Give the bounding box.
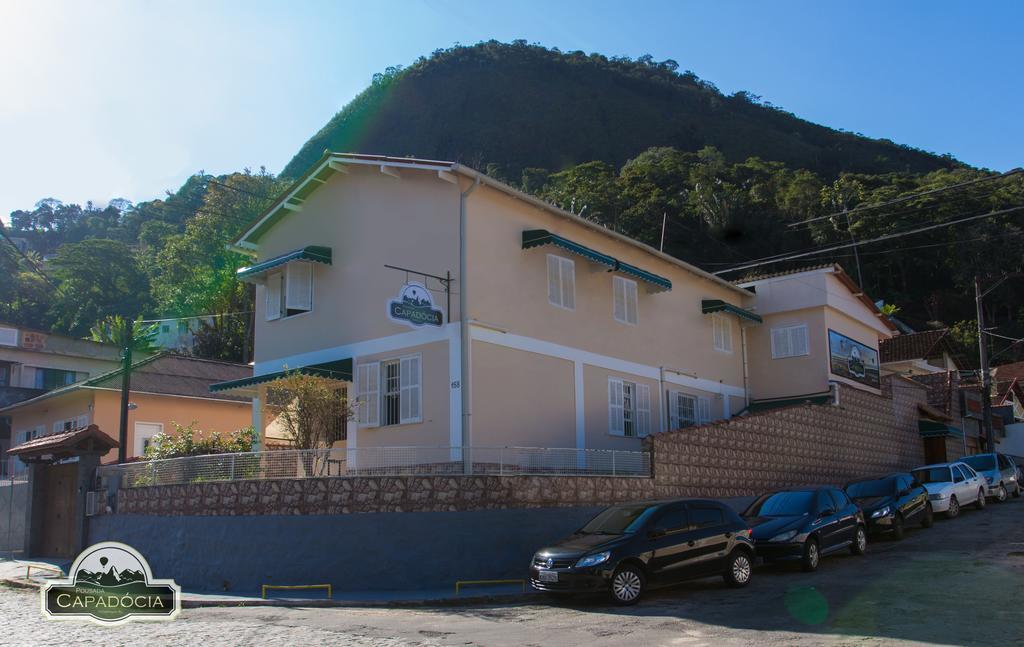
[769,530,798,543]
[575,551,611,568]
[985,476,994,484]
[871,506,891,519]
[929,492,947,500]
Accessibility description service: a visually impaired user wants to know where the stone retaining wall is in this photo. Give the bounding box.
[114,377,927,516]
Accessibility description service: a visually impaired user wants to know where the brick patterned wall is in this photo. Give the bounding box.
[114,377,927,516]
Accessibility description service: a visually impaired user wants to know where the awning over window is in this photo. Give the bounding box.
[701,299,763,324]
[210,358,352,394]
[522,229,672,292]
[236,246,332,283]
[918,419,964,438]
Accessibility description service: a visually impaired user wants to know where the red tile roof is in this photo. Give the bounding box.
[879,329,952,363]
[7,424,118,457]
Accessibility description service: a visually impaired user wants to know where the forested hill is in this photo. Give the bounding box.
[284,41,962,181]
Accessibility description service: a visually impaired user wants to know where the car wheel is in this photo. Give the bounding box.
[801,537,820,572]
[891,514,905,540]
[850,526,867,555]
[921,503,934,528]
[995,484,1008,503]
[723,550,753,588]
[946,495,959,518]
[1013,483,1022,498]
[610,564,645,606]
[975,489,986,510]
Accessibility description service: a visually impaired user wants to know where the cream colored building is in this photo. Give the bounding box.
[737,265,898,405]
[3,354,253,470]
[213,153,769,455]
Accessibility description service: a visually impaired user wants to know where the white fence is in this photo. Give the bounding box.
[95,445,652,489]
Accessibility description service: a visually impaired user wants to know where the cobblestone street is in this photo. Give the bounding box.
[4,498,1023,646]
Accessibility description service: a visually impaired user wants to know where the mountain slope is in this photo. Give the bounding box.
[284,41,962,181]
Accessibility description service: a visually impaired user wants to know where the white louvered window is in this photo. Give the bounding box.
[609,378,651,437]
[356,362,380,427]
[771,324,810,359]
[546,254,575,310]
[265,271,283,321]
[669,392,697,429]
[613,276,638,325]
[697,397,712,424]
[712,314,732,353]
[399,355,422,424]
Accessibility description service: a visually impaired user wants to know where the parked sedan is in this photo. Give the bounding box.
[529,499,755,605]
[743,488,866,572]
[911,462,987,518]
[959,453,1022,502]
[845,473,933,539]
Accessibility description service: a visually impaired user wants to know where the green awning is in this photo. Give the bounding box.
[522,229,617,269]
[701,299,763,324]
[522,229,672,292]
[210,359,352,393]
[918,419,964,438]
[236,246,332,282]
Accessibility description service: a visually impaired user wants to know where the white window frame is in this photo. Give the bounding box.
[608,377,651,438]
[669,391,713,429]
[613,276,639,325]
[546,254,575,310]
[52,413,89,435]
[771,324,810,359]
[133,421,164,458]
[712,314,733,353]
[265,262,314,321]
[356,353,422,428]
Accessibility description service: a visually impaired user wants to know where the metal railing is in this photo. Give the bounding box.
[96,445,651,489]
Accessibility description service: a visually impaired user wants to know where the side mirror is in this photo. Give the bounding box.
[647,528,666,539]
[819,508,836,518]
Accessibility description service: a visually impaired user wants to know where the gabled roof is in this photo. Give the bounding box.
[0,353,253,413]
[229,152,750,297]
[879,329,965,368]
[7,424,118,459]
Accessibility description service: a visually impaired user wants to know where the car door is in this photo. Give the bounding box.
[644,505,697,582]
[683,505,732,576]
[899,475,925,520]
[812,489,843,550]
[952,465,975,503]
[960,464,983,501]
[828,488,858,542]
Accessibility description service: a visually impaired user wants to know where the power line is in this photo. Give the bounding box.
[787,168,1023,229]
[140,311,252,324]
[715,205,1024,275]
[0,227,59,289]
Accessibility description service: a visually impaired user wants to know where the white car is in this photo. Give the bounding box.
[911,462,987,518]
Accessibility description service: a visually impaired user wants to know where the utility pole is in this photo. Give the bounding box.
[974,276,995,452]
[117,346,132,464]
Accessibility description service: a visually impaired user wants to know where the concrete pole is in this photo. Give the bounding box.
[975,276,995,452]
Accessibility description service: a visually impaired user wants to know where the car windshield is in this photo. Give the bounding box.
[961,455,996,472]
[913,467,950,484]
[578,504,657,535]
[847,478,896,498]
[746,491,814,517]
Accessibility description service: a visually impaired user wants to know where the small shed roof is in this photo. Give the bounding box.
[7,424,118,460]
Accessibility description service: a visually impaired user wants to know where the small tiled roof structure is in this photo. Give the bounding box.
[7,424,118,461]
[0,353,253,414]
[993,360,1024,382]
[879,329,964,368]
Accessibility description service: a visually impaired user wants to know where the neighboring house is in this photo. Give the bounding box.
[210,153,764,456]
[3,354,253,473]
[151,316,214,353]
[0,322,124,476]
[879,329,965,376]
[736,264,899,405]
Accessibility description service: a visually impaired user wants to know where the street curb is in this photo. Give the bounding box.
[1,576,537,609]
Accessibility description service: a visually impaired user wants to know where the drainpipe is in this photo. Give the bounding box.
[460,177,480,473]
[740,324,751,407]
[658,367,666,432]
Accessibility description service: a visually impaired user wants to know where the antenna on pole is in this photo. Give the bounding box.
[660,212,667,252]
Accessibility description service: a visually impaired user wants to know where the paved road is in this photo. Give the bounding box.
[3,497,1023,646]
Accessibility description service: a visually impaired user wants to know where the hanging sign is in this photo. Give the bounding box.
[388,281,444,328]
[828,329,880,389]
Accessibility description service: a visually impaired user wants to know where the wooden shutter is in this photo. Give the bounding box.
[791,326,809,356]
[265,272,282,321]
[698,397,711,424]
[637,384,652,437]
[608,378,624,435]
[356,362,380,427]
[399,355,421,423]
[285,262,313,312]
[771,327,790,358]
[547,255,561,305]
[76,414,89,430]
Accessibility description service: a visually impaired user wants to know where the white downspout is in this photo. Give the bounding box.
[741,324,751,407]
[460,177,480,473]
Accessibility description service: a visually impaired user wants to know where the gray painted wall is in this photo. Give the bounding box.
[88,506,604,594]
[0,482,28,554]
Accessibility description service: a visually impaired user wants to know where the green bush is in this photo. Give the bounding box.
[143,421,256,460]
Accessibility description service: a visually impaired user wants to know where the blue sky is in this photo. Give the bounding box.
[1,1,1021,222]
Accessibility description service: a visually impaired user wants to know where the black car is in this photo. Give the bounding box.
[845,473,933,539]
[743,488,866,572]
[529,499,755,605]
